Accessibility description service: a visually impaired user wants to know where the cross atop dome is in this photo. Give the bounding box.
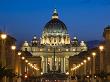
[52,8,59,19]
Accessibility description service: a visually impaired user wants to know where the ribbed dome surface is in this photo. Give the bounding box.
[43,19,68,34]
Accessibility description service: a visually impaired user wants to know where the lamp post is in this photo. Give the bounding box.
[92,52,96,82]
[83,60,87,75]
[87,57,91,82]
[99,45,104,82]
[1,33,7,67]
[17,51,22,82]
[11,45,16,82]
[87,57,91,74]
[25,59,28,79]
[99,45,104,71]
[1,33,7,82]
[11,45,16,69]
[83,60,87,82]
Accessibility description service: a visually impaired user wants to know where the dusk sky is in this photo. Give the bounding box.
[0,0,110,42]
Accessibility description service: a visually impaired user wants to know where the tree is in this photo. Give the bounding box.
[0,65,16,78]
[0,65,5,78]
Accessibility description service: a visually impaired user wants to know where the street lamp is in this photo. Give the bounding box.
[18,52,21,56]
[11,45,16,50]
[83,60,87,63]
[21,57,25,60]
[92,52,96,57]
[81,62,84,65]
[28,62,30,65]
[87,57,91,61]
[99,45,104,51]
[25,60,28,63]
[1,33,7,39]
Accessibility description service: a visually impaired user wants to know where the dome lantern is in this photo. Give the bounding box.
[52,8,59,19]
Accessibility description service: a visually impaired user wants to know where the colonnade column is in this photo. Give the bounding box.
[45,57,48,73]
[65,57,69,72]
[41,57,45,73]
[50,58,52,71]
[44,57,46,73]
[42,57,48,73]
[61,57,64,73]
[56,58,59,70]
[64,57,66,73]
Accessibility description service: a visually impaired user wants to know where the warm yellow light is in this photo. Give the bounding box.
[32,66,34,68]
[18,52,21,56]
[87,75,89,78]
[78,64,81,67]
[21,57,25,60]
[87,57,91,61]
[75,67,77,69]
[41,72,43,75]
[83,60,87,63]
[25,74,28,78]
[35,68,39,70]
[28,62,30,65]
[30,64,33,67]
[81,62,84,65]
[11,45,16,50]
[73,68,75,70]
[71,68,73,71]
[1,33,7,39]
[92,52,96,56]
[77,66,79,68]
[25,60,28,63]
[66,72,69,75]
[99,45,104,51]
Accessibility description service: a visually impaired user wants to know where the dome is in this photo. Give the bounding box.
[41,9,70,45]
[43,9,68,35]
[43,19,68,34]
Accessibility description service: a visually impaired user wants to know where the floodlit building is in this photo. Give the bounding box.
[21,9,87,74]
[103,25,110,81]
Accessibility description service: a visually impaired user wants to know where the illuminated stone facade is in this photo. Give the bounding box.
[21,9,87,74]
[103,25,110,81]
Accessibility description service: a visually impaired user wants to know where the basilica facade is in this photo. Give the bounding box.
[21,9,87,75]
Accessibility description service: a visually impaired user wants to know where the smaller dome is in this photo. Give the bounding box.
[23,41,29,46]
[31,35,39,46]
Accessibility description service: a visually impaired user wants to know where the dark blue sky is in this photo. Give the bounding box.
[0,0,110,42]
